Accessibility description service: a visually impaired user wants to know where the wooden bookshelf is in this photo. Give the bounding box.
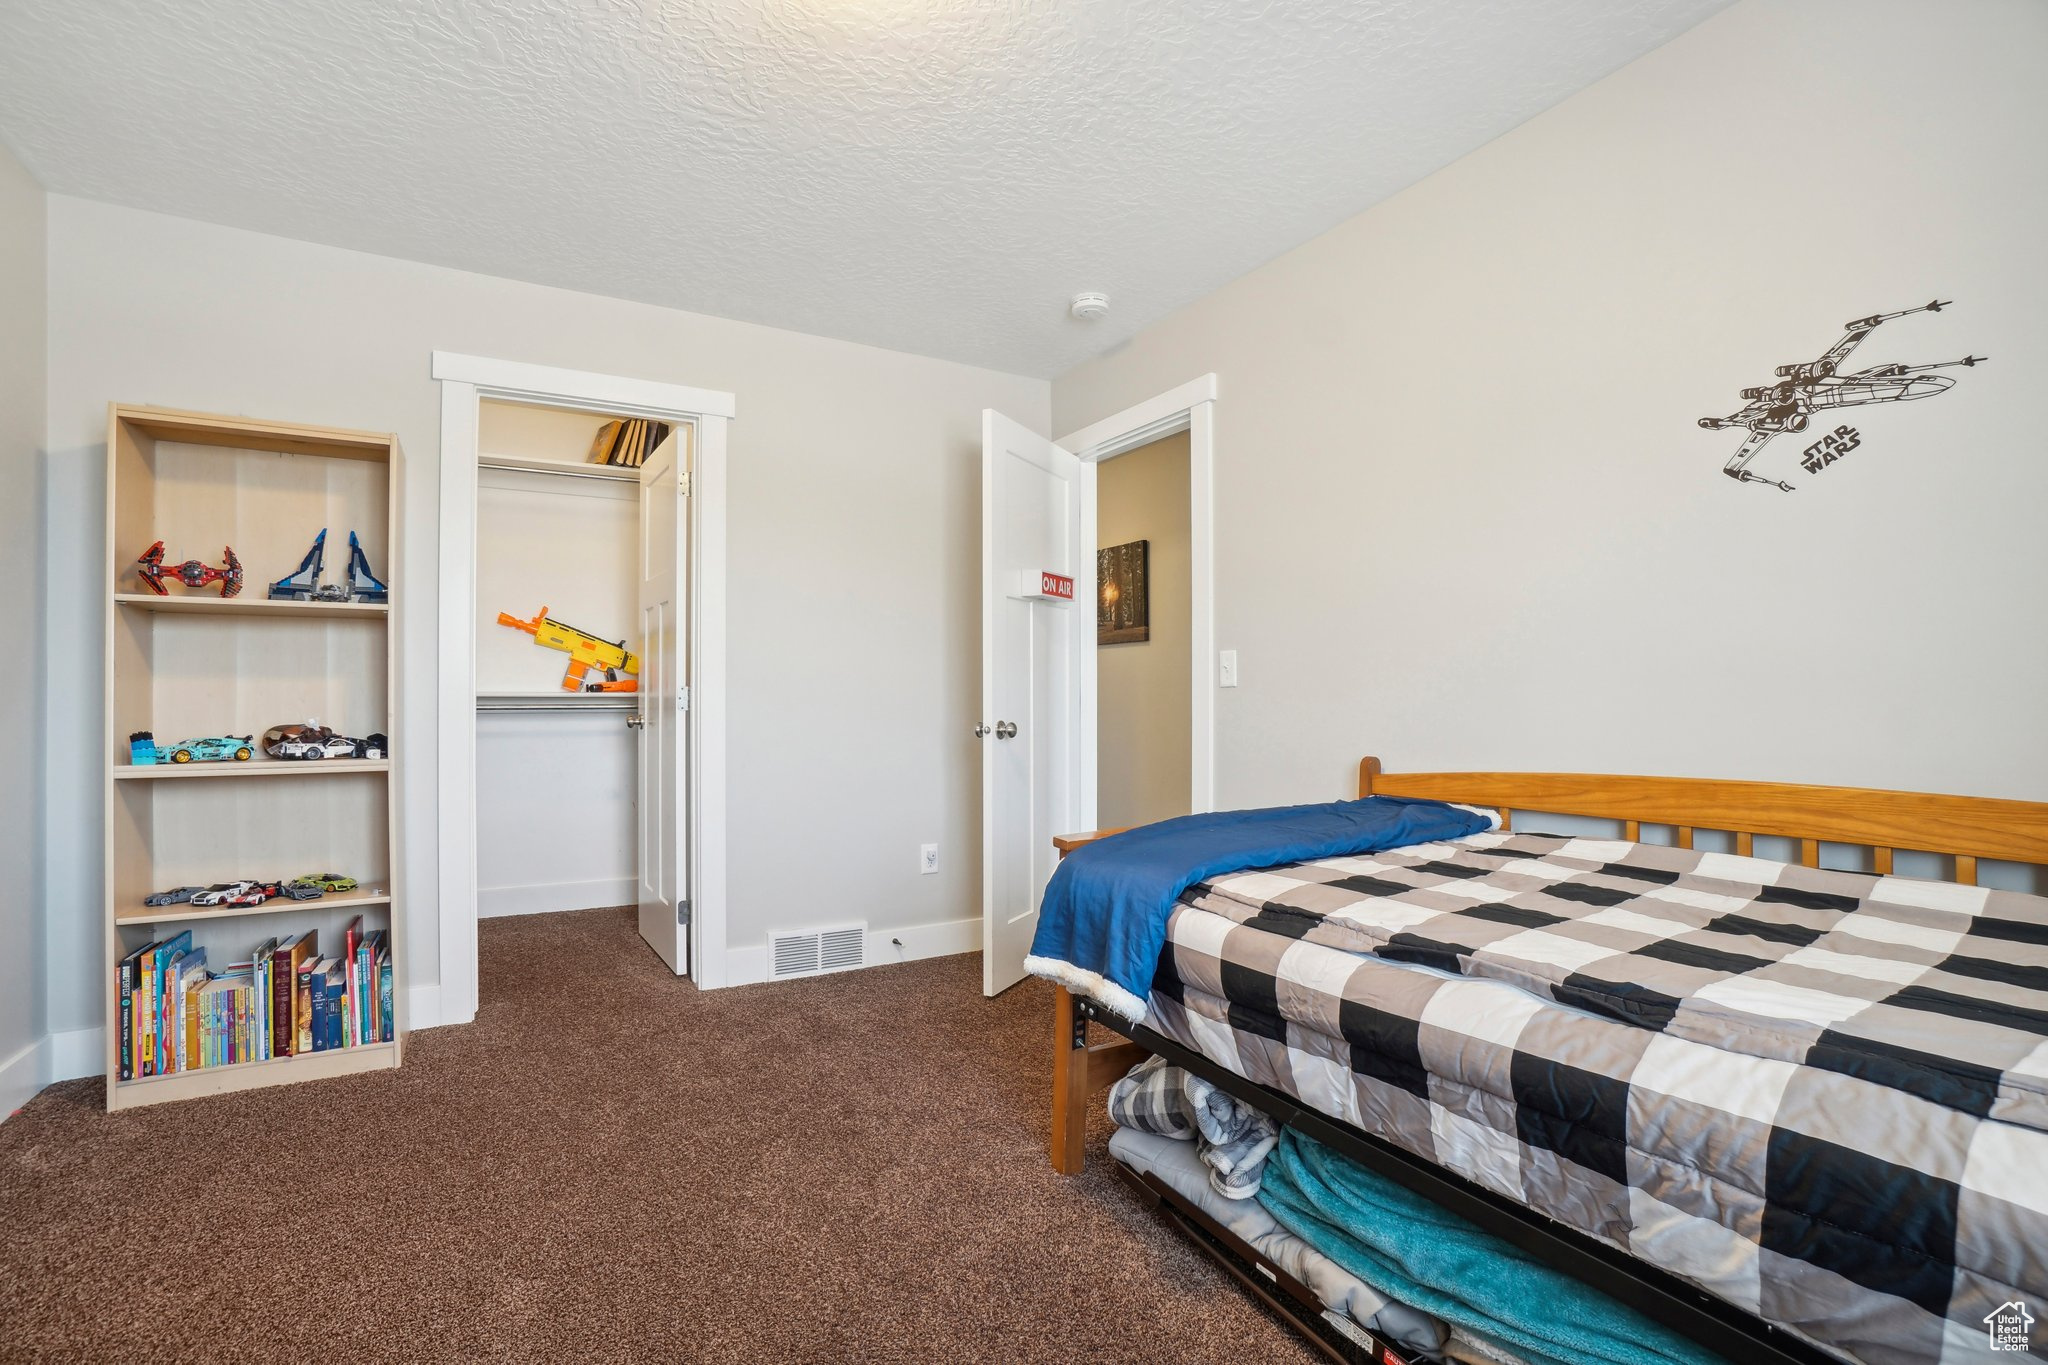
[103,405,404,1111]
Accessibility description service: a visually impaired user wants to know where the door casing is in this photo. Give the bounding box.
[1058,374,1220,830]
[432,351,735,1025]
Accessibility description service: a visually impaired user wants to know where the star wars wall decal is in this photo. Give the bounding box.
[1700,300,1984,491]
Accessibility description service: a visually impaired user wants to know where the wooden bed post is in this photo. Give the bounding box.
[1051,986,1092,1175]
[1048,831,1150,1176]
[1357,755,1382,799]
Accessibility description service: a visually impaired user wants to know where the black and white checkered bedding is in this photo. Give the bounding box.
[1141,828,2048,1365]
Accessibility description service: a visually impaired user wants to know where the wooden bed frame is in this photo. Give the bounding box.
[1048,756,2048,1364]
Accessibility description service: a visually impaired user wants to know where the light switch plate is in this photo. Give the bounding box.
[1219,650,1238,687]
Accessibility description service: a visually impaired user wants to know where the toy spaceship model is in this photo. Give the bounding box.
[269,528,389,604]
[136,542,244,597]
[1701,300,1984,491]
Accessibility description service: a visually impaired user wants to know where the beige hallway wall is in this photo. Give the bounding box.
[1096,431,1190,829]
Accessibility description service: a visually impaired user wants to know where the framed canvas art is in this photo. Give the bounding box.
[1098,540,1149,644]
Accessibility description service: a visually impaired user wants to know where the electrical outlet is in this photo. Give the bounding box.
[919,843,939,875]
[1219,650,1239,687]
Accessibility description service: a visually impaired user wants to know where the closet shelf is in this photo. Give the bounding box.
[478,450,639,482]
[113,592,388,620]
[116,889,393,926]
[114,759,392,781]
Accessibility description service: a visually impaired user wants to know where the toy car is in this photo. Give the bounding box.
[143,885,204,907]
[264,721,377,760]
[224,882,279,907]
[163,735,256,764]
[273,880,324,901]
[137,542,244,598]
[190,880,257,907]
[292,873,358,893]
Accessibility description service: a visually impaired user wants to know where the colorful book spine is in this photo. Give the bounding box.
[378,945,393,1044]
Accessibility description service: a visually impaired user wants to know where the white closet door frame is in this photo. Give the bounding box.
[1056,374,1220,824]
[433,351,737,1025]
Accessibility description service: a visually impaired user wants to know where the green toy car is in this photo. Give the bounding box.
[290,873,358,893]
[164,735,256,764]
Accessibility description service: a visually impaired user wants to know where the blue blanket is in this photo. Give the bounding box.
[1023,796,1492,1020]
[1259,1131,1726,1365]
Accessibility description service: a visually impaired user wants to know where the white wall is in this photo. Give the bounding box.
[43,197,1048,1039]
[0,141,46,1114]
[1096,431,1192,829]
[1053,0,2048,810]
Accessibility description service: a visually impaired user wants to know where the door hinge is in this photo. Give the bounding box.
[679,685,691,712]
[677,900,691,926]
[680,471,691,496]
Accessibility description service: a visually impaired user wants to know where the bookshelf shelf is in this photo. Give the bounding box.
[114,759,392,781]
[116,889,394,927]
[113,1042,398,1105]
[114,591,389,620]
[103,405,404,1113]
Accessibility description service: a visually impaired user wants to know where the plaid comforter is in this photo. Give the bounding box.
[1142,829,2048,1365]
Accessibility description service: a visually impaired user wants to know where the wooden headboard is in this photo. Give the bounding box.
[1358,756,2048,884]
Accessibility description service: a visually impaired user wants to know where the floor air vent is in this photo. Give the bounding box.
[768,923,867,979]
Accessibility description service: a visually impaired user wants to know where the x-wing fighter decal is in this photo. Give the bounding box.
[1701,300,1983,491]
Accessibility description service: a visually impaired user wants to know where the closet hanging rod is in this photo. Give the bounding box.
[476,699,639,713]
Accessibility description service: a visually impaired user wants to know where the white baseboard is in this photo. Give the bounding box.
[723,915,979,988]
[51,1026,104,1082]
[406,984,446,1031]
[0,1034,47,1120]
[1,1025,107,1121]
[478,876,637,919]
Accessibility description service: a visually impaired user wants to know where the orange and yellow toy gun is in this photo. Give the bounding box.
[496,606,639,693]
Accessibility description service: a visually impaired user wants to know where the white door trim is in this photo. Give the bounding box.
[1057,374,1219,823]
[432,350,735,1025]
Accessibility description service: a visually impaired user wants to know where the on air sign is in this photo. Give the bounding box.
[1040,572,1074,600]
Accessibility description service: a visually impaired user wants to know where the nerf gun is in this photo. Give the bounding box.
[496,606,639,692]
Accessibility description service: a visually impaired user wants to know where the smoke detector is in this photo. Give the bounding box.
[1069,292,1110,321]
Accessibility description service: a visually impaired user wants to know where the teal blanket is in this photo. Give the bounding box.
[1257,1131,1726,1365]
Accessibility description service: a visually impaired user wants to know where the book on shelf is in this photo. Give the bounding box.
[115,922,391,1080]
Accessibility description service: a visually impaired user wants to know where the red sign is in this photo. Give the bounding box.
[1041,572,1074,600]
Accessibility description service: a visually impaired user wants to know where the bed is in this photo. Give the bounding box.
[1042,757,2048,1365]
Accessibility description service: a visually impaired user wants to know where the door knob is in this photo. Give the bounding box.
[974,722,992,738]
[995,721,1018,739]
[626,715,646,730]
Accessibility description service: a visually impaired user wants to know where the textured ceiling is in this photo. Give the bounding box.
[0,0,1729,377]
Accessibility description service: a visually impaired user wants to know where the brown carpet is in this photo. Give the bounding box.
[2,907,1318,1363]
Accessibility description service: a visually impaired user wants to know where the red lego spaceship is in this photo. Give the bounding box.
[136,541,244,598]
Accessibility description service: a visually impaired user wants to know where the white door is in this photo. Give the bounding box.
[637,429,689,973]
[981,411,1085,995]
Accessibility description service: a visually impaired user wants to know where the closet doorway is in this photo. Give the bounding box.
[433,353,736,1027]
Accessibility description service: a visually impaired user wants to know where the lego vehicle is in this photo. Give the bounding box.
[190,880,258,907]
[143,885,204,907]
[274,880,324,901]
[292,873,358,893]
[269,528,388,604]
[163,735,256,764]
[136,542,244,598]
[225,882,280,907]
[264,721,375,760]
